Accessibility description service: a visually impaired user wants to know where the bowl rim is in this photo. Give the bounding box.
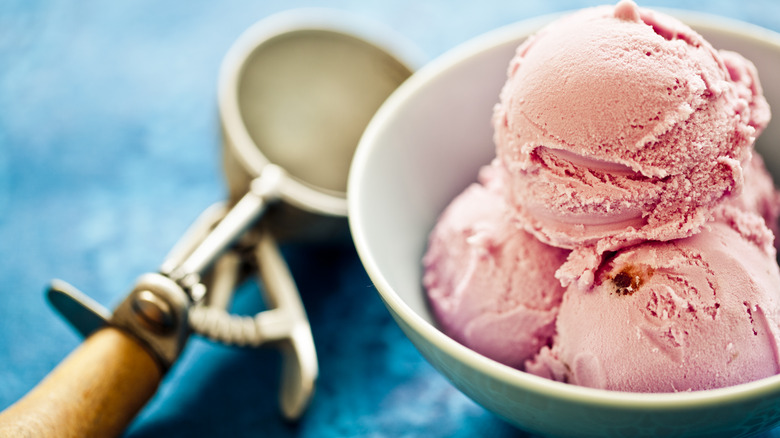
[348,8,780,410]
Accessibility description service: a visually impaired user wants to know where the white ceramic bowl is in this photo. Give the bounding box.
[348,10,780,438]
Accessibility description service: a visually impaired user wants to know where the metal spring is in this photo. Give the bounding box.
[189,305,266,347]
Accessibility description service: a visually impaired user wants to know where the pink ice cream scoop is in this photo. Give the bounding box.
[423,165,570,368]
[526,220,780,392]
[492,0,771,286]
[423,0,780,391]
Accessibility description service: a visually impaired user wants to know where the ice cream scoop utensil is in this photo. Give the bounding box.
[0,9,417,437]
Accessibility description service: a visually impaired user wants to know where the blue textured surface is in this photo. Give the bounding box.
[2,1,780,437]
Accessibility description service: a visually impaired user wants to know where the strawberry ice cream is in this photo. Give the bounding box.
[423,165,569,368]
[526,221,780,392]
[491,0,770,287]
[423,0,780,393]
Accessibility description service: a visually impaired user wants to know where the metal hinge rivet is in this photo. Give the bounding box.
[131,290,175,333]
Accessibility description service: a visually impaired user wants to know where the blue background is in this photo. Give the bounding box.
[2,1,780,437]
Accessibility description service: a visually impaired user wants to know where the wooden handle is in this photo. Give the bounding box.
[0,327,162,438]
